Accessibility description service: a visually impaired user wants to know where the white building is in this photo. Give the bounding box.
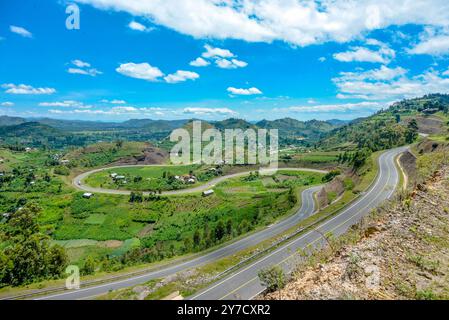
[83,193,93,199]
[202,190,214,197]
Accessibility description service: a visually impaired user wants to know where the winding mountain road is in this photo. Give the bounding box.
[36,146,405,300]
[72,165,327,196]
[190,146,407,300]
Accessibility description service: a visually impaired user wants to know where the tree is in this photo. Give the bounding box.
[115,140,124,148]
[225,219,233,236]
[81,256,96,275]
[258,266,286,293]
[183,237,192,252]
[406,119,419,143]
[0,203,68,286]
[129,191,143,203]
[214,221,225,241]
[193,229,201,247]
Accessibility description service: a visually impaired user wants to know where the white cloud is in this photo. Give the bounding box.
[49,106,168,116]
[189,57,210,67]
[227,87,262,95]
[333,40,395,64]
[116,62,164,81]
[72,59,90,68]
[164,70,200,84]
[1,102,14,107]
[333,65,449,100]
[2,83,55,95]
[68,60,102,77]
[318,57,326,62]
[216,58,248,69]
[39,100,92,108]
[409,34,449,56]
[183,107,237,116]
[101,99,127,104]
[10,25,32,38]
[275,102,383,113]
[128,21,153,32]
[202,44,234,59]
[75,0,449,47]
[68,68,103,76]
[191,45,246,69]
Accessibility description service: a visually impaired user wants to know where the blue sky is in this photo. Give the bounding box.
[1,0,449,121]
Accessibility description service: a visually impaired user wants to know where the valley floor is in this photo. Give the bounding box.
[261,165,449,300]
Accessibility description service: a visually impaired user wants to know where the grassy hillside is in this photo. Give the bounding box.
[318,94,449,151]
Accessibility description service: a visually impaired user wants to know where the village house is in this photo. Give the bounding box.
[202,189,214,197]
[83,192,93,199]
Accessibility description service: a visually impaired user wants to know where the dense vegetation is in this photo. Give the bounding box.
[0,146,323,286]
[0,116,344,150]
[317,94,449,152]
[0,203,68,287]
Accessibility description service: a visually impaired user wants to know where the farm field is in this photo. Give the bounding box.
[84,164,213,191]
[0,149,325,273]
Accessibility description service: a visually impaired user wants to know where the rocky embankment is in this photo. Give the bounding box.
[261,156,449,300]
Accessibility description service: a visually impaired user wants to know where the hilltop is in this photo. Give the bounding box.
[318,94,449,151]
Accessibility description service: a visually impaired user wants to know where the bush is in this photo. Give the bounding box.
[54,166,70,176]
[258,266,286,293]
[322,170,341,182]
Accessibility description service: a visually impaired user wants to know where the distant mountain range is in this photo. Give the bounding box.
[0,115,348,149]
[4,91,448,151]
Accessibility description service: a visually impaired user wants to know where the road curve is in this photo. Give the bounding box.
[37,147,405,300]
[37,184,323,299]
[190,146,407,300]
[72,165,327,196]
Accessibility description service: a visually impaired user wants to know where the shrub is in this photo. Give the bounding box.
[258,266,286,293]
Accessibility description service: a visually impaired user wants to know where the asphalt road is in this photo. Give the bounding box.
[72,165,327,196]
[190,146,407,300]
[36,180,323,299]
[37,146,405,300]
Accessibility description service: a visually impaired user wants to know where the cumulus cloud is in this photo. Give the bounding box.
[72,59,90,68]
[68,68,103,76]
[183,107,237,116]
[191,45,247,69]
[216,58,248,69]
[49,106,168,116]
[101,99,127,104]
[1,102,14,107]
[164,70,199,83]
[128,21,153,32]
[333,65,449,100]
[189,57,210,67]
[2,83,55,95]
[408,29,449,56]
[202,44,234,59]
[75,0,449,46]
[227,87,262,95]
[39,100,92,108]
[275,102,384,113]
[116,62,164,81]
[333,39,395,63]
[67,60,102,77]
[10,25,32,38]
